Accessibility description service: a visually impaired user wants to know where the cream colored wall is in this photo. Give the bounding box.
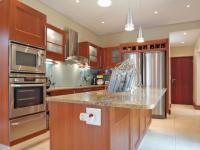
[20,0,102,46]
[99,21,200,47]
[193,37,200,105]
[170,46,194,57]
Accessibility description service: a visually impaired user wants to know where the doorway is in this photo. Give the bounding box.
[171,57,193,105]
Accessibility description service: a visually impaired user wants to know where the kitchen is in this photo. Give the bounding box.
[0,0,200,150]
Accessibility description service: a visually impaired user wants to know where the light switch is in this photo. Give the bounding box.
[86,108,101,126]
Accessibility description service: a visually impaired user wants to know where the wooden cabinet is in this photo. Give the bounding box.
[79,42,102,68]
[103,47,121,69]
[47,86,106,96]
[46,24,66,61]
[9,0,46,48]
[49,102,152,150]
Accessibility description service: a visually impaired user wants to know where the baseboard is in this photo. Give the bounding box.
[193,104,200,110]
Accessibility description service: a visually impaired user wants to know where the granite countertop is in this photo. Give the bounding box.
[47,88,166,109]
[47,85,107,92]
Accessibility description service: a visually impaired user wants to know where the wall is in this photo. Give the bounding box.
[100,21,200,47]
[20,0,102,46]
[170,46,194,57]
[193,37,200,105]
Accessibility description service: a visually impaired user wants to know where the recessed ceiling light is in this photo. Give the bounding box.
[183,32,187,35]
[154,10,158,15]
[186,4,190,8]
[101,21,105,24]
[76,0,80,3]
[181,41,185,44]
[97,0,112,7]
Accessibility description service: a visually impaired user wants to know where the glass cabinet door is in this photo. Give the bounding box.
[112,48,120,63]
[89,45,97,62]
[46,24,65,55]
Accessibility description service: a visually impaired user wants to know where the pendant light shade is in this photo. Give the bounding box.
[125,9,135,31]
[97,0,112,7]
[137,26,144,43]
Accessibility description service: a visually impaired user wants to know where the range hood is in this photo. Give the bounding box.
[65,29,88,65]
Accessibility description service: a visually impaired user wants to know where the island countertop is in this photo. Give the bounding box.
[47,88,166,109]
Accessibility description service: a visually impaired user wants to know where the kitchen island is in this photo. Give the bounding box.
[47,88,166,150]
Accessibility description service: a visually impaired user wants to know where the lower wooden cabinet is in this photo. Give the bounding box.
[47,86,106,96]
[49,102,152,150]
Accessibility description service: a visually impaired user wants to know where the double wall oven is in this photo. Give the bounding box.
[9,41,47,142]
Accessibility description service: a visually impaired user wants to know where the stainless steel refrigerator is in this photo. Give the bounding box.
[122,52,166,119]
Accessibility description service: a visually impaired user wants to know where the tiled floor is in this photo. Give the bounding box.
[139,105,200,150]
[10,105,200,150]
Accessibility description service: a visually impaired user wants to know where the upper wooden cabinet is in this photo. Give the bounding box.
[103,47,121,69]
[46,24,66,61]
[9,0,46,48]
[79,42,102,68]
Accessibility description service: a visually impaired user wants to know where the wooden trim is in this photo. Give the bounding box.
[0,0,10,145]
[171,56,194,59]
[10,129,48,146]
[193,104,200,110]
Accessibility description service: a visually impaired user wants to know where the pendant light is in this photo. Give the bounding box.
[125,9,135,31]
[137,26,144,43]
[97,0,112,7]
[125,0,135,31]
[137,0,144,43]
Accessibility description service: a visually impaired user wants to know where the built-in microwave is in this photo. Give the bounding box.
[9,42,46,74]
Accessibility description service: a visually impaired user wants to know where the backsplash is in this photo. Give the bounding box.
[46,62,100,87]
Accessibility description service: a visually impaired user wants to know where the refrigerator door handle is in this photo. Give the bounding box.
[142,53,146,87]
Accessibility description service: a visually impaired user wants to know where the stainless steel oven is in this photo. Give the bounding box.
[9,41,45,74]
[9,74,46,119]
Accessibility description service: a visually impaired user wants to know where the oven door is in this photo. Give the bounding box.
[9,83,46,118]
[10,43,45,74]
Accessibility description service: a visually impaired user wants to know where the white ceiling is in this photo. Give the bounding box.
[170,29,200,47]
[40,0,200,35]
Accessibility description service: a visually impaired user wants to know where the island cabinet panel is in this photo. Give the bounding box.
[49,102,152,150]
[9,0,46,48]
[110,108,130,150]
[49,102,110,150]
[130,109,140,149]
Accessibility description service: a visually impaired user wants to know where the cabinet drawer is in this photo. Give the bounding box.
[10,112,47,142]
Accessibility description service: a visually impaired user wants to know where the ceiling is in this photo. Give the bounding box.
[170,29,200,47]
[40,0,200,35]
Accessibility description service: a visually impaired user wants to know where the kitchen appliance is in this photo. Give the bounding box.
[9,41,46,74]
[143,52,166,118]
[65,29,88,64]
[9,74,46,119]
[122,51,166,118]
[8,41,47,142]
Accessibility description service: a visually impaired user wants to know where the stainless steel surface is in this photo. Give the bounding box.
[65,29,88,64]
[9,42,46,74]
[122,53,143,85]
[143,52,166,118]
[9,76,46,119]
[9,112,47,142]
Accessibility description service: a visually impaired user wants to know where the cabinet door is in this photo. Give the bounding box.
[10,0,46,48]
[110,47,121,68]
[102,48,110,69]
[89,45,99,68]
[46,24,66,61]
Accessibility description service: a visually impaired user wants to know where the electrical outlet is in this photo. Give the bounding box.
[86,108,101,126]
